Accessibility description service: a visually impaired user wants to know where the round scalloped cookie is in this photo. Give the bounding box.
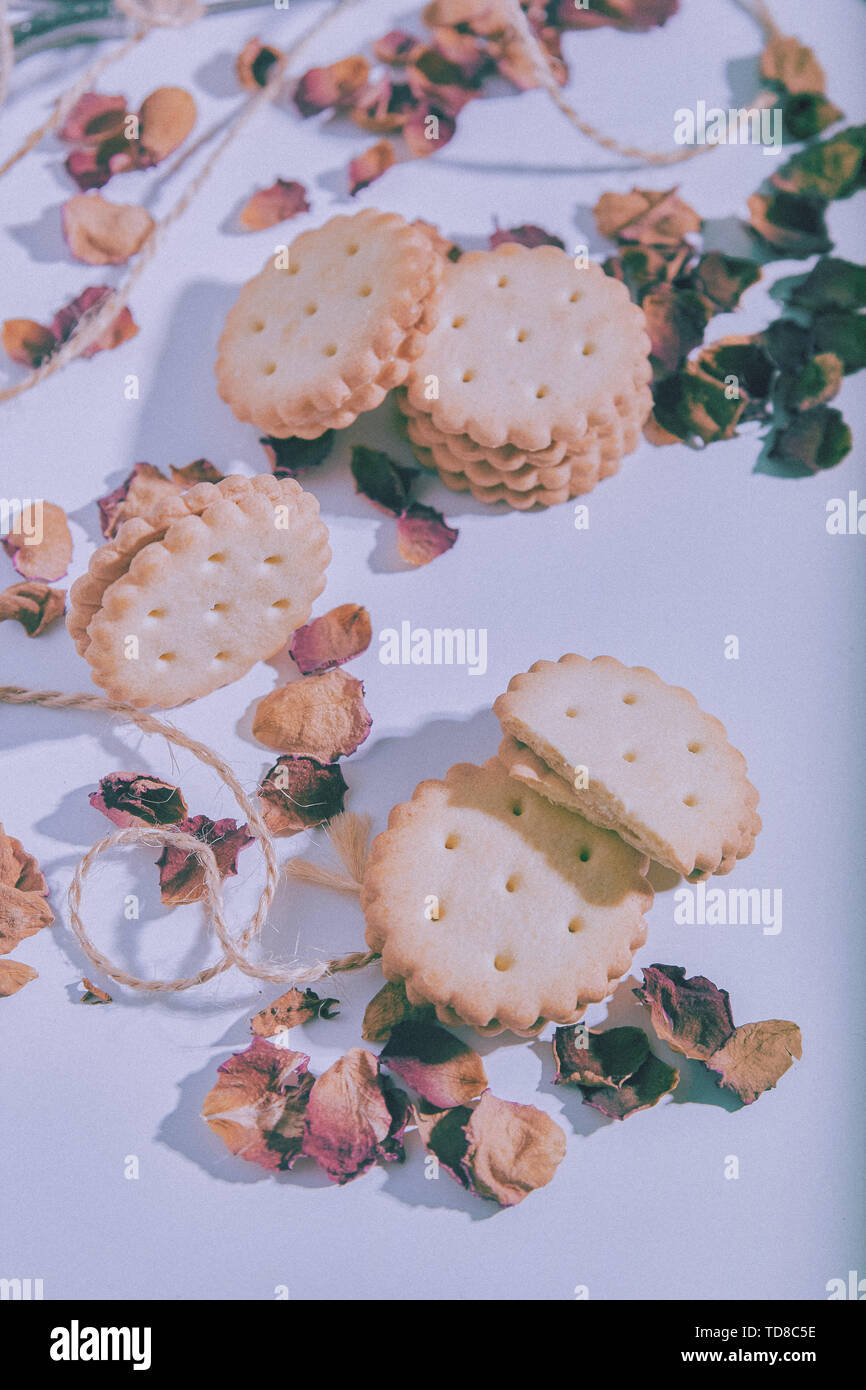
[404,244,651,451]
[216,209,442,436]
[361,758,653,1036]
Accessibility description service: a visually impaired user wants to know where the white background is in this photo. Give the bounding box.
[0,0,864,1300]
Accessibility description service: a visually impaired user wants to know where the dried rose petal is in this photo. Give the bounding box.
[236,38,286,92]
[772,125,866,202]
[350,77,418,133]
[698,337,776,414]
[780,92,843,143]
[295,56,371,117]
[89,772,188,829]
[373,30,421,65]
[301,1048,409,1183]
[554,0,679,31]
[642,286,709,375]
[169,459,224,487]
[489,223,565,251]
[413,218,461,261]
[779,257,866,313]
[553,1024,650,1089]
[784,353,844,412]
[290,604,371,675]
[582,1053,679,1120]
[348,139,396,195]
[96,460,218,537]
[747,191,832,259]
[137,86,196,166]
[239,179,310,232]
[251,987,339,1037]
[65,146,114,191]
[350,445,417,515]
[403,105,456,157]
[0,582,65,636]
[62,194,154,266]
[252,670,372,760]
[59,92,128,144]
[760,34,825,96]
[50,286,138,358]
[689,253,761,314]
[155,815,253,906]
[407,48,480,116]
[260,430,335,479]
[594,187,701,247]
[416,1091,566,1207]
[380,1021,487,1108]
[257,756,348,836]
[2,501,73,582]
[397,503,458,566]
[634,964,734,1061]
[362,979,435,1043]
[706,1020,802,1105]
[81,977,112,1004]
[649,366,744,445]
[1,318,57,367]
[768,406,852,474]
[428,25,491,82]
[202,1037,313,1171]
[0,960,38,997]
[0,824,54,958]
[812,310,866,374]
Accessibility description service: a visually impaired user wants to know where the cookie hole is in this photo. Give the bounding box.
[511,802,523,816]
[263,362,276,376]
[568,917,584,934]
[213,651,230,661]
[444,834,459,849]
[157,652,176,663]
[578,847,592,863]
[622,750,637,763]
[566,707,578,718]
[304,302,318,316]
[207,553,226,563]
[263,555,282,565]
[210,602,228,613]
[535,385,549,399]
[451,315,465,328]
[288,263,300,275]
[461,369,475,383]
[358,284,372,297]
[146,608,166,619]
[250,320,265,333]
[497,275,509,288]
[683,795,698,808]
[346,243,359,256]
[582,342,596,356]
[516,329,529,343]
[687,741,703,754]
[271,598,292,610]
[622,693,637,705]
[569,289,581,303]
[323,344,338,357]
[494,954,513,972]
[505,875,520,893]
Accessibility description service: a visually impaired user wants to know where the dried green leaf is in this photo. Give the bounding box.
[784,353,844,411]
[776,258,866,312]
[811,310,866,374]
[767,406,852,474]
[649,366,744,445]
[747,191,832,259]
[772,124,866,201]
[780,92,843,142]
[760,34,825,95]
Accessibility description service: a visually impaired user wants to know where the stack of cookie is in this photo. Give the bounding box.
[361,655,761,1037]
[398,243,653,509]
[216,209,443,440]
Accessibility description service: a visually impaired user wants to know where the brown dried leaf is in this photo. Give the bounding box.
[706,1020,802,1105]
[2,501,73,582]
[89,772,188,829]
[295,56,371,116]
[202,1037,313,1171]
[235,38,286,92]
[0,824,54,957]
[62,194,154,266]
[0,960,38,996]
[634,963,734,1061]
[747,191,832,259]
[0,581,65,636]
[760,34,825,96]
[397,503,459,565]
[137,86,196,165]
[290,603,371,674]
[348,139,396,195]
[594,187,701,247]
[155,815,253,906]
[380,1021,487,1107]
[257,756,348,836]
[301,1048,409,1183]
[251,987,339,1037]
[239,179,310,232]
[1,318,56,367]
[252,670,372,759]
[362,979,435,1042]
[416,1091,567,1206]
[81,977,112,1004]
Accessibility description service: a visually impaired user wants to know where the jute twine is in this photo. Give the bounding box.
[0,685,378,995]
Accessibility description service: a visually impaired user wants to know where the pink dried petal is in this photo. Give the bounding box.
[50,286,138,359]
[236,39,286,92]
[362,979,435,1042]
[415,1091,567,1206]
[202,1037,313,1171]
[290,603,371,675]
[64,147,113,192]
[406,48,480,117]
[169,459,224,487]
[239,179,310,231]
[348,139,396,195]
[62,194,154,266]
[1,501,72,582]
[373,30,421,65]
[403,104,457,157]
[489,222,565,250]
[59,93,128,144]
[251,987,339,1036]
[1,319,56,367]
[155,815,253,906]
[553,0,679,30]
[301,1048,409,1183]
[634,964,735,1061]
[257,756,348,836]
[380,1021,487,1108]
[0,582,65,636]
[350,78,418,133]
[294,56,371,117]
[251,670,372,761]
[89,773,188,829]
[396,503,458,566]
